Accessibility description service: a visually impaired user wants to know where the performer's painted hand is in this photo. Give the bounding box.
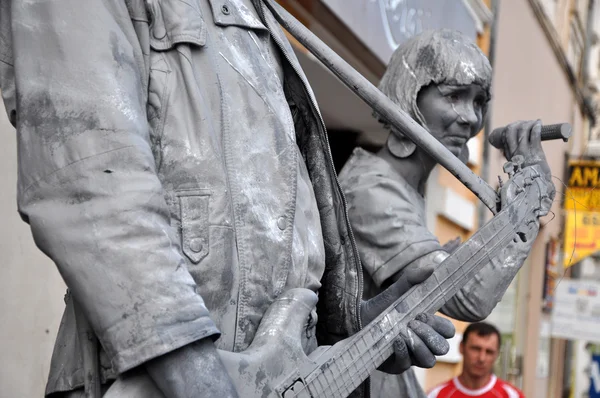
[143,338,239,398]
[360,265,455,374]
[493,119,555,216]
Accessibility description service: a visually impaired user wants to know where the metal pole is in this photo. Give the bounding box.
[478,0,501,226]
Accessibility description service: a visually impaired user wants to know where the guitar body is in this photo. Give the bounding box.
[104,288,324,398]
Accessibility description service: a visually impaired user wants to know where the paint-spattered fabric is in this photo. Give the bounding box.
[339,147,436,398]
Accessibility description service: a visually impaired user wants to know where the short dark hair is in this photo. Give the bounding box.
[462,322,501,348]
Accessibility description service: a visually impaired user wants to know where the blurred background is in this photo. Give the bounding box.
[2,0,600,396]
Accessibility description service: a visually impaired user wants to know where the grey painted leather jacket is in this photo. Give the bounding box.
[0,0,362,395]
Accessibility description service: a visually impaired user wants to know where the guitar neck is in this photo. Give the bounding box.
[299,207,516,397]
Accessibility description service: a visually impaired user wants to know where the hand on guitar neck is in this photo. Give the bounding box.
[359,265,455,374]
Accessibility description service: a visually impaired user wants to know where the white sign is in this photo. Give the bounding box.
[321,0,487,63]
[551,278,600,342]
[437,332,463,363]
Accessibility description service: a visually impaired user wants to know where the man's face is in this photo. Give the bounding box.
[459,332,499,379]
[416,83,487,160]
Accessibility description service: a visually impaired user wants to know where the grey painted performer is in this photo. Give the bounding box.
[339,29,554,397]
[0,1,459,397]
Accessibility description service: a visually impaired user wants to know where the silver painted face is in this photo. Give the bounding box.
[376,29,492,140]
[416,83,487,158]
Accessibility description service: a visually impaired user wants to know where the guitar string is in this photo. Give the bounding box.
[313,223,516,397]
[285,179,536,396]
[321,185,539,395]
[300,215,519,397]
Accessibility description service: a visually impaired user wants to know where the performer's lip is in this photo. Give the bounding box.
[445,135,469,145]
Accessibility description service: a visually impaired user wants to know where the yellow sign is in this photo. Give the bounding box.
[564,160,600,211]
[563,160,600,267]
[563,210,600,267]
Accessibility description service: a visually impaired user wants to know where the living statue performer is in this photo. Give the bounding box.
[0,1,456,397]
[338,29,554,397]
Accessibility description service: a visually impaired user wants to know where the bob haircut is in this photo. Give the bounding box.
[377,29,492,135]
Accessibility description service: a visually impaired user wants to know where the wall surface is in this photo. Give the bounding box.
[489,0,577,396]
[0,103,66,397]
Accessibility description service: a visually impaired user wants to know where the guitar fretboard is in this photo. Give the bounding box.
[296,196,525,397]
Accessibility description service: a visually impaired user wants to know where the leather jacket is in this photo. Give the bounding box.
[0,0,363,395]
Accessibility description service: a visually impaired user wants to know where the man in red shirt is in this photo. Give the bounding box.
[428,322,524,398]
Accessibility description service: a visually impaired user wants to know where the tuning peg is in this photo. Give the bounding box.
[503,161,515,177]
[512,155,525,170]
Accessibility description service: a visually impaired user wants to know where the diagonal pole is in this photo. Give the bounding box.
[264,0,499,213]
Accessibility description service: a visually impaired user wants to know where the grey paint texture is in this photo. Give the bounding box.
[0,0,556,397]
[0,0,452,397]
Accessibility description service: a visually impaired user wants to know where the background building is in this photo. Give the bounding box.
[1,0,599,397]
[484,1,598,397]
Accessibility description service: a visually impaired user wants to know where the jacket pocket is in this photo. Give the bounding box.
[145,0,208,170]
[146,0,207,51]
[177,189,210,263]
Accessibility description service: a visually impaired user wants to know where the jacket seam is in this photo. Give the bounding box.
[21,145,135,197]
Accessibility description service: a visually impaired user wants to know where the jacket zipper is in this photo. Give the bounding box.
[255,1,364,332]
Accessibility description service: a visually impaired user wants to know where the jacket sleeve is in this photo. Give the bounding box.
[0,0,219,374]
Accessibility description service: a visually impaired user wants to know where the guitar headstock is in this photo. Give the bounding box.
[498,155,555,221]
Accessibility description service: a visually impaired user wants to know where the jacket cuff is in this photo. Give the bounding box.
[101,300,220,374]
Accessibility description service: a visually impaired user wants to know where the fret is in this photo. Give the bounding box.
[362,330,375,348]
[346,344,356,361]
[311,371,326,397]
[348,353,359,381]
[332,361,343,390]
[332,360,347,395]
[323,368,336,395]
[348,370,359,392]
[357,350,367,373]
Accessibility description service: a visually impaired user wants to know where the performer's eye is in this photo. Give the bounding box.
[443,88,464,103]
[474,96,485,109]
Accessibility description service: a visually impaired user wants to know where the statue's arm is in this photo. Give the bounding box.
[440,121,555,321]
[439,231,535,322]
[1,1,234,395]
[377,215,537,322]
